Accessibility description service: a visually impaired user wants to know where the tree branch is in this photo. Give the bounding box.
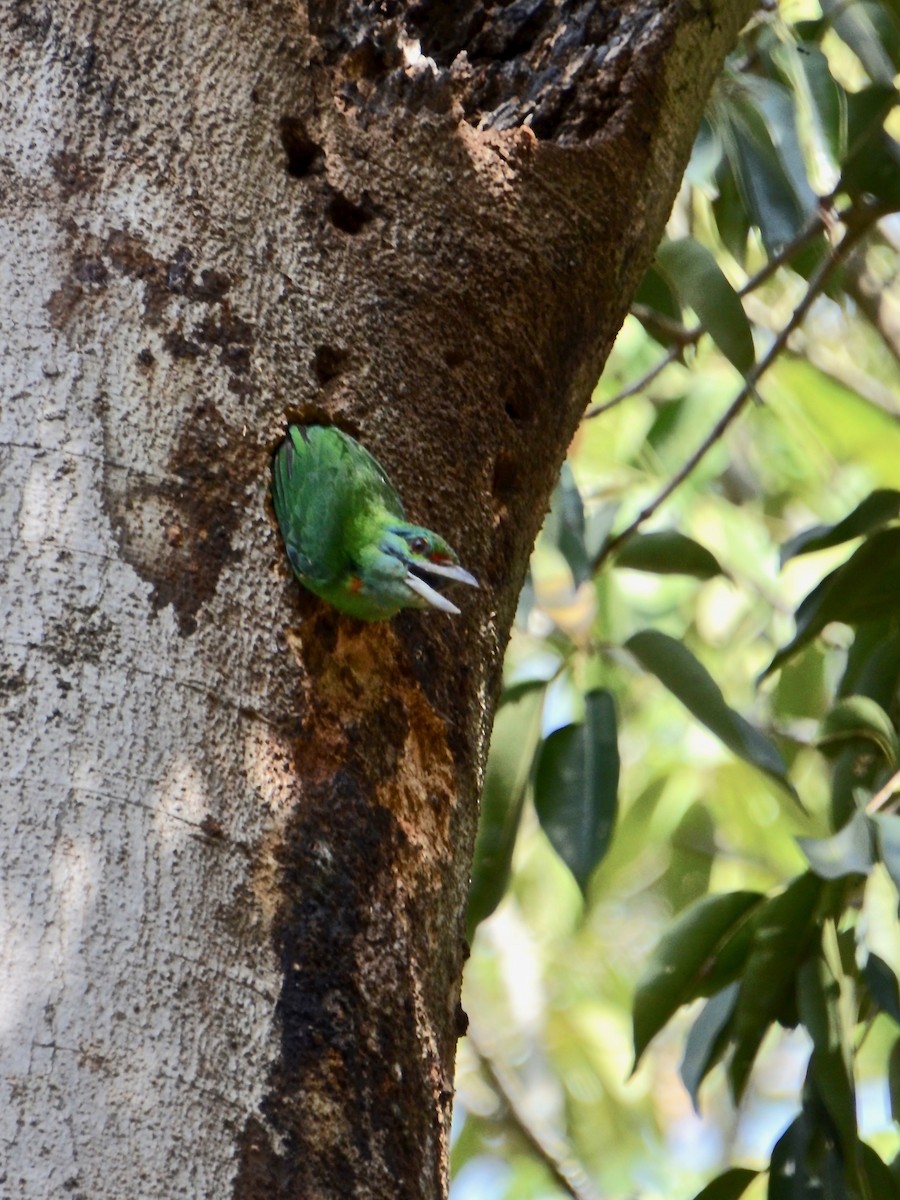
[467,1028,605,1200]
[590,202,882,574]
[585,204,838,422]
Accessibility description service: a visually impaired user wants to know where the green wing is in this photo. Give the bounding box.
[271,425,405,588]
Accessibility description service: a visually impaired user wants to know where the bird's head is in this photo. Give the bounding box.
[359,523,479,616]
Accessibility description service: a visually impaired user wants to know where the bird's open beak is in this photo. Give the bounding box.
[404,561,479,615]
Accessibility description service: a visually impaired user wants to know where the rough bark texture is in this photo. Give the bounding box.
[0,1,755,1197]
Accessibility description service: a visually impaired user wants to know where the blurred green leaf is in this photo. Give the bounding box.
[533,689,619,894]
[656,237,755,373]
[712,156,752,264]
[616,531,724,580]
[889,1039,900,1122]
[765,528,900,677]
[468,683,545,936]
[681,982,739,1109]
[874,814,900,892]
[798,809,875,880]
[633,263,683,343]
[841,85,900,206]
[626,630,796,797]
[767,1109,842,1200]
[543,465,589,585]
[863,953,900,1025]
[860,863,900,1024]
[780,489,900,563]
[797,940,857,1161]
[793,42,848,173]
[821,0,898,83]
[690,1167,758,1200]
[716,78,817,253]
[818,695,899,764]
[633,891,764,1064]
[729,872,823,1100]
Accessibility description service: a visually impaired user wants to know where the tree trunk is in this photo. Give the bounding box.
[1,1,755,1196]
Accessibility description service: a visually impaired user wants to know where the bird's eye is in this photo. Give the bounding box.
[409,536,429,555]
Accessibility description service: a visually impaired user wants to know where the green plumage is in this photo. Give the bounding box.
[271,425,478,621]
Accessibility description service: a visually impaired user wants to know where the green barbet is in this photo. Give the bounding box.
[272,424,479,621]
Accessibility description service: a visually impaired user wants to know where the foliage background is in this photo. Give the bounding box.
[453,2,900,1197]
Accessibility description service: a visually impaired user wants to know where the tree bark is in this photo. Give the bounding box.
[1,1,755,1196]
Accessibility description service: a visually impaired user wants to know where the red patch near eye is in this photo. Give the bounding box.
[430,553,453,564]
[348,576,363,593]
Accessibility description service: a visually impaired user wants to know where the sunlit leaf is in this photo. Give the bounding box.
[633,891,764,1064]
[468,683,545,936]
[626,630,796,798]
[656,237,755,373]
[615,531,724,580]
[780,489,900,564]
[533,689,619,894]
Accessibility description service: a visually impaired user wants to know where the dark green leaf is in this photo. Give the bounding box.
[838,623,900,707]
[634,263,683,341]
[615,531,724,580]
[729,872,823,1101]
[817,695,898,764]
[690,1167,758,1200]
[797,948,857,1161]
[533,689,619,894]
[780,489,900,563]
[863,953,900,1025]
[858,1141,900,1196]
[681,982,739,1109]
[712,156,752,264]
[767,1105,852,1200]
[626,630,796,798]
[633,891,763,1064]
[717,80,817,253]
[656,237,755,373]
[544,465,589,585]
[765,528,900,677]
[794,43,848,169]
[467,683,545,936]
[798,809,875,881]
[889,1039,900,1122]
[841,85,900,206]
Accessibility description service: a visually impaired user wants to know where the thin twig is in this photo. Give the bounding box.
[467,1028,605,1200]
[590,202,881,574]
[586,206,836,420]
[866,768,900,815]
[585,344,681,418]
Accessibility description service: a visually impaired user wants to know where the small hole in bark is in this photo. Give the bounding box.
[327,192,374,235]
[504,399,525,421]
[313,344,349,385]
[492,451,518,502]
[279,116,324,178]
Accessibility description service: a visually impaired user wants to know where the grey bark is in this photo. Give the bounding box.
[0,1,755,1197]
